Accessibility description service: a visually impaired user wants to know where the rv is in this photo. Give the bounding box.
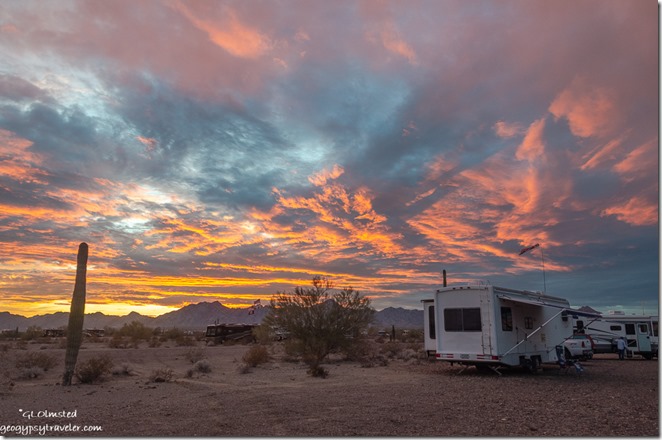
[574,313,658,359]
[422,299,436,357]
[431,283,597,372]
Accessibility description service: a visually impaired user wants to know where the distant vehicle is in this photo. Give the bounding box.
[563,334,594,360]
[205,324,255,345]
[573,313,658,360]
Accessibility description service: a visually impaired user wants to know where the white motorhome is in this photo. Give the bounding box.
[431,283,597,372]
[574,312,658,359]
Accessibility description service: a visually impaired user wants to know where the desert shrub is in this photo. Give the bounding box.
[161,328,184,341]
[193,359,211,373]
[15,352,57,371]
[400,329,424,343]
[185,348,206,364]
[397,348,419,362]
[111,362,134,376]
[307,365,328,378]
[265,277,374,376]
[237,364,252,374]
[252,324,274,345]
[21,326,43,341]
[148,337,162,348]
[18,367,44,380]
[342,339,375,362]
[75,355,113,384]
[0,344,9,353]
[175,335,195,347]
[15,340,28,350]
[380,341,404,359]
[117,321,152,342]
[108,334,128,349]
[242,345,269,367]
[149,367,174,383]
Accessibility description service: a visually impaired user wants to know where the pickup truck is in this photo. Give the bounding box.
[563,334,595,360]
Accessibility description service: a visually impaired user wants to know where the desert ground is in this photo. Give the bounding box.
[0,337,658,437]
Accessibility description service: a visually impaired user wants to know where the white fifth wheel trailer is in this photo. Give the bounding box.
[432,283,598,372]
[422,299,436,357]
[574,313,658,359]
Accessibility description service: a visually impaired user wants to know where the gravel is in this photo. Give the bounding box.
[0,342,657,437]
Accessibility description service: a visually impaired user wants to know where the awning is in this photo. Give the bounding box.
[496,294,601,318]
[496,293,566,309]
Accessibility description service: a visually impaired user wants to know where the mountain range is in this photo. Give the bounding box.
[0,302,423,332]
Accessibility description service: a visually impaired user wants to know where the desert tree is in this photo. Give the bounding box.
[265,276,374,376]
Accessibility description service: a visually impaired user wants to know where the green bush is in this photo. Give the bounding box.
[75,355,113,384]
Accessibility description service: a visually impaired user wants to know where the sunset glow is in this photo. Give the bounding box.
[0,1,657,317]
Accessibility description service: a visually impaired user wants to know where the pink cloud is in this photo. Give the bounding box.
[493,121,524,139]
[172,1,272,59]
[548,77,620,138]
[601,197,657,227]
[613,139,657,183]
[515,118,546,162]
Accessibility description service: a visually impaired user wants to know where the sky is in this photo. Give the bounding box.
[0,0,658,318]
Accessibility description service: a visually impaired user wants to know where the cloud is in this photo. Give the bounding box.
[601,197,657,227]
[0,1,657,316]
[548,76,620,139]
[172,1,272,59]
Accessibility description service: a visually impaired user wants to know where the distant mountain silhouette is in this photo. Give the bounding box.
[0,302,423,331]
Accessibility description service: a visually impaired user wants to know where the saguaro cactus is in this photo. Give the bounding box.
[62,242,88,386]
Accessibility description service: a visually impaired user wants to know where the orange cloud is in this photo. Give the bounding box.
[308,164,344,186]
[601,197,657,227]
[549,77,620,138]
[173,1,271,59]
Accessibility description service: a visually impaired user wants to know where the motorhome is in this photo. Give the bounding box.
[574,312,658,359]
[430,283,597,372]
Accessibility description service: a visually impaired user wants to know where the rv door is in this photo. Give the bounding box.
[636,323,652,353]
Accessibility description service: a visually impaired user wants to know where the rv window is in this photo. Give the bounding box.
[444,309,463,331]
[625,324,635,335]
[428,306,436,339]
[463,309,481,331]
[653,322,658,337]
[638,324,648,334]
[443,308,481,332]
[609,325,622,331]
[501,307,513,331]
[576,320,584,331]
[524,317,533,330]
